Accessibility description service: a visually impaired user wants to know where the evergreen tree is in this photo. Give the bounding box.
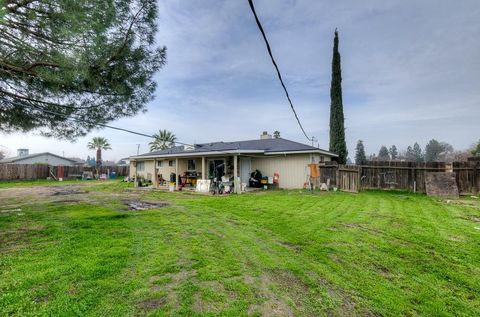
[413,142,424,162]
[0,0,166,139]
[389,145,398,160]
[378,146,390,161]
[405,146,415,161]
[425,139,442,162]
[472,140,480,157]
[355,140,366,165]
[328,29,348,164]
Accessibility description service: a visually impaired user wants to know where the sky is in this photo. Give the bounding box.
[1,0,480,161]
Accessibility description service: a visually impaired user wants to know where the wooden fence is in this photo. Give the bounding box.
[319,161,479,195]
[0,164,130,181]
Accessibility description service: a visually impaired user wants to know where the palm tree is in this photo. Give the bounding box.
[87,137,112,168]
[149,129,177,151]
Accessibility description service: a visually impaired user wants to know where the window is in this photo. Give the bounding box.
[169,160,176,167]
[158,160,164,167]
[208,159,225,179]
[320,156,325,162]
[137,161,145,171]
[187,159,196,171]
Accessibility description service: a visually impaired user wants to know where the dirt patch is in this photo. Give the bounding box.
[248,272,295,317]
[278,241,303,253]
[465,215,480,222]
[34,295,51,304]
[443,199,479,207]
[138,297,166,309]
[124,200,168,211]
[0,225,46,252]
[342,223,384,235]
[149,269,192,309]
[54,199,81,204]
[52,188,86,196]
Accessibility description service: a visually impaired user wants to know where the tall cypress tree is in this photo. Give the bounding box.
[329,29,348,164]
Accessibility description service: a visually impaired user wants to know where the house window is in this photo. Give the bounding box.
[208,159,225,179]
[320,156,325,162]
[187,159,196,171]
[169,160,176,167]
[158,160,164,167]
[137,161,145,171]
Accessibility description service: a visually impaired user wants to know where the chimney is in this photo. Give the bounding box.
[17,148,29,157]
[260,131,272,140]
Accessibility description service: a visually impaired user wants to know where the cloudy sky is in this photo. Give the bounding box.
[1,0,479,161]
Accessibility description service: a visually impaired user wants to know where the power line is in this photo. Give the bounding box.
[2,97,286,158]
[247,0,313,142]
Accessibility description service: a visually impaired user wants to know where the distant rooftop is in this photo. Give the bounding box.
[0,152,79,164]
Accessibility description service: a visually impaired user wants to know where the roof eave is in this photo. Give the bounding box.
[265,149,338,156]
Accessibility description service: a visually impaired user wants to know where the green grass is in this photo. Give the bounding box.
[0,178,126,188]
[0,185,479,316]
[0,179,93,188]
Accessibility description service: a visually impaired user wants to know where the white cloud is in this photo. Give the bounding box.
[2,0,479,159]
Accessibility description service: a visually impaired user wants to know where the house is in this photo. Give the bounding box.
[129,132,337,191]
[0,149,80,166]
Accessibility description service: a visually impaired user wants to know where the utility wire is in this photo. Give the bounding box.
[2,97,286,158]
[247,0,313,142]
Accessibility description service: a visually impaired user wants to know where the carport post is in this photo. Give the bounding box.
[133,160,137,188]
[175,157,179,190]
[153,159,158,188]
[234,155,239,194]
[202,156,206,180]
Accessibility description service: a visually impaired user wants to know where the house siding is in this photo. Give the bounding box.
[130,153,331,189]
[250,153,330,189]
[129,160,155,180]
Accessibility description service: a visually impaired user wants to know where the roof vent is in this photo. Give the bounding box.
[17,148,29,157]
[260,131,272,140]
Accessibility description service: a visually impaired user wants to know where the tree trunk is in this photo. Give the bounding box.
[96,148,102,166]
[96,148,102,176]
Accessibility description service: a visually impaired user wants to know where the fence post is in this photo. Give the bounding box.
[357,166,362,192]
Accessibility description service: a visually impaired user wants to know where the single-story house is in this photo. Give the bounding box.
[129,133,337,191]
[0,149,80,166]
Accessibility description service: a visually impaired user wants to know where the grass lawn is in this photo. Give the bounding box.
[0,178,120,188]
[0,182,479,316]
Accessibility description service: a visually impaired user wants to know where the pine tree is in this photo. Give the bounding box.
[472,140,480,157]
[405,146,415,161]
[355,140,366,165]
[389,145,398,160]
[0,1,166,139]
[413,142,424,162]
[329,29,348,164]
[378,146,390,161]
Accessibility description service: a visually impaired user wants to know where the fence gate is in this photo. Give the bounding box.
[337,165,360,193]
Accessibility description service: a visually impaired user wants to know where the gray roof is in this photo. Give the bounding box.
[132,138,337,158]
[0,152,79,164]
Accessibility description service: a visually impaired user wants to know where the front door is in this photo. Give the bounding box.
[240,157,251,185]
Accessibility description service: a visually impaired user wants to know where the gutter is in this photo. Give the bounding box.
[129,149,264,160]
